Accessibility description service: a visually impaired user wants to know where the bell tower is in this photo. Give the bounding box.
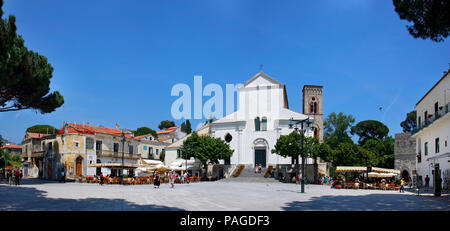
[302,85,324,143]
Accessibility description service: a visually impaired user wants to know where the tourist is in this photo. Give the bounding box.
[60,169,66,183]
[381,178,387,190]
[325,176,329,185]
[183,172,188,184]
[255,165,258,173]
[154,172,160,188]
[99,172,104,186]
[8,170,13,186]
[169,171,175,188]
[425,175,430,192]
[14,169,20,185]
[400,178,405,193]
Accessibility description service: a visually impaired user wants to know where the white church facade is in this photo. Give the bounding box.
[210,71,324,170]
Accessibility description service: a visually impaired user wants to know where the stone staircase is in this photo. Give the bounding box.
[221,166,280,183]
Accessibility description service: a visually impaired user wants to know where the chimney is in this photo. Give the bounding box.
[116,123,120,129]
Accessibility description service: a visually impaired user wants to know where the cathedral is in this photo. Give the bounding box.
[210,71,323,168]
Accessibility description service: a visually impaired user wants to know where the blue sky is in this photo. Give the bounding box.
[1,0,449,144]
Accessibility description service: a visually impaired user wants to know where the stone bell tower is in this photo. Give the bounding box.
[302,85,324,143]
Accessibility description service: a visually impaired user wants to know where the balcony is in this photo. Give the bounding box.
[413,102,450,135]
[96,149,141,160]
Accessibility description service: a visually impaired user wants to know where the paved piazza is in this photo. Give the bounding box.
[1,179,449,211]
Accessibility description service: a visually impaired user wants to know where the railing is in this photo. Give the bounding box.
[30,151,44,157]
[413,102,450,135]
[96,150,141,159]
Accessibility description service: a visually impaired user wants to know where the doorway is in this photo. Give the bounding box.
[76,157,83,176]
[255,149,266,168]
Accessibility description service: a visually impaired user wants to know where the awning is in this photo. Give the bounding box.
[368,172,398,178]
[336,166,400,174]
[88,163,139,169]
[426,152,450,161]
[141,159,164,165]
[336,166,367,172]
[371,167,400,174]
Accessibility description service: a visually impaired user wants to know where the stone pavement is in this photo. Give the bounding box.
[0,178,449,211]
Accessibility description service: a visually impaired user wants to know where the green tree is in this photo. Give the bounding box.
[158,120,175,130]
[271,131,303,165]
[332,142,377,167]
[310,140,333,182]
[180,121,186,132]
[26,125,58,134]
[393,0,449,42]
[323,112,356,149]
[133,126,158,138]
[0,149,21,169]
[361,136,395,168]
[185,120,192,134]
[350,120,389,145]
[0,1,64,113]
[400,110,417,132]
[182,132,233,178]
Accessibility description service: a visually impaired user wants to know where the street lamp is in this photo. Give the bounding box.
[112,129,132,185]
[288,117,314,193]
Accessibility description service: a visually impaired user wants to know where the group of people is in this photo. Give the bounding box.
[157,170,192,189]
[5,169,22,186]
[320,176,334,185]
[255,164,262,173]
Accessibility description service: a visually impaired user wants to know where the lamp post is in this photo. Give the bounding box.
[112,129,132,186]
[289,117,314,193]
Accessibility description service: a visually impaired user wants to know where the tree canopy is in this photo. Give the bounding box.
[181,132,233,174]
[271,131,303,164]
[350,120,389,145]
[158,120,175,130]
[393,0,450,42]
[26,124,58,134]
[323,112,355,149]
[400,110,417,133]
[133,127,158,138]
[0,1,64,113]
[180,120,192,134]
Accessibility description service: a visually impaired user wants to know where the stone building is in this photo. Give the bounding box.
[21,132,54,178]
[302,85,324,143]
[394,132,416,183]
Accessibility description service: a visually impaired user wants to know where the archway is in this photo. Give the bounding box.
[253,138,269,168]
[402,170,410,182]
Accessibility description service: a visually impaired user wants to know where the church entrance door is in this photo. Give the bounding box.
[255,149,266,168]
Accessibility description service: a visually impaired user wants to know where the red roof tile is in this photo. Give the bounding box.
[1,144,22,149]
[60,123,133,138]
[26,132,53,139]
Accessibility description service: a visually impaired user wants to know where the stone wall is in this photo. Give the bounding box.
[394,132,416,180]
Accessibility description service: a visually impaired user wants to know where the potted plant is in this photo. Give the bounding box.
[78,174,83,182]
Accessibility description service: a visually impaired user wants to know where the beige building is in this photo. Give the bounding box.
[134,133,168,160]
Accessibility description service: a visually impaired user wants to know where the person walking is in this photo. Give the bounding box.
[154,172,160,188]
[60,169,66,183]
[14,169,20,186]
[400,178,405,193]
[425,175,430,192]
[8,170,13,186]
[169,171,175,188]
[183,172,188,184]
[99,172,104,186]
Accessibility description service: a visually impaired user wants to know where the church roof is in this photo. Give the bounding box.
[242,71,289,109]
[243,71,284,87]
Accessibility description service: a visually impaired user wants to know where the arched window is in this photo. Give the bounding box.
[225,133,232,143]
[261,117,267,131]
[254,117,261,131]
